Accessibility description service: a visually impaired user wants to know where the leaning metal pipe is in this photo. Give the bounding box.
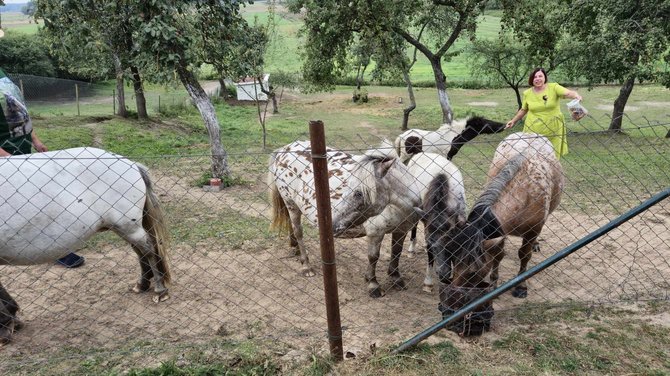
[393,187,670,354]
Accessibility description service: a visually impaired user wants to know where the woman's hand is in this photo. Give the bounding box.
[505,120,515,129]
[33,140,48,152]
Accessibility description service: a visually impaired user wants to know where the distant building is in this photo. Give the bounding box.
[235,74,270,101]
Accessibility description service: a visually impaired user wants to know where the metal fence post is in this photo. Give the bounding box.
[309,120,344,361]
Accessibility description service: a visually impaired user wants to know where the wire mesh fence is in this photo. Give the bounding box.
[5,73,220,117]
[0,113,668,372]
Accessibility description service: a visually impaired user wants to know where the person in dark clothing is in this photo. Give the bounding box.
[0,68,85,268]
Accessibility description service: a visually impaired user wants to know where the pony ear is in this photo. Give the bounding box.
[374,158,396,178]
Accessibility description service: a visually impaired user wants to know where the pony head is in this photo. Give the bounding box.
[332,154,416,236]
[443,222,488,287]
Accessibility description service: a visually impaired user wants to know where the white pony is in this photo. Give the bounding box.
[269,140,422,298]
[0,147,171,344]
[395,116,506,162]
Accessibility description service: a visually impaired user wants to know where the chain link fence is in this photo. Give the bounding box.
[5,74,219,117]
[0,99,668,371]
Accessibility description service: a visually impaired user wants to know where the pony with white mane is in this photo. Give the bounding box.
[269,140,422,297]
[395,116,506,162]
[0,147,171,345]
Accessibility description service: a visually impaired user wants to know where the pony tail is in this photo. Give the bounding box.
[268,168,291,234]
[139,165,172,285]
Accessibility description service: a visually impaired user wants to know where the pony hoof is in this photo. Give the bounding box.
[512,287,528,298]
[13,319,24,332]
[131,282,151,294]
[406,251,416,259]
[368,287,384,298]
[422,285,434,293]
[301,268,316,277]
[0,324,14,345]
[532,244,541,253]
[153,291,170,303]
[391,279,407,291]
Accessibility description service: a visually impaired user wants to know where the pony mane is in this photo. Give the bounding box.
[474,152,528,209]
[351,154,396,206]
[451,222,486,268]
[424,173,465,231]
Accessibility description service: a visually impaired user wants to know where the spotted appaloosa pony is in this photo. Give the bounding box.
[441,132,564,298]
[395,116,506,162]
[269,141,422,297]
[0,147,171,345]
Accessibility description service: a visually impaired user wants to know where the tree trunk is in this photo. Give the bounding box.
[176,64,230,179]
[130,66,148,119]
[609,76,635,132]
[513,86,522,110]
[430,58,453,124]
[401,69,416,130]
[112,53,128,118]
[259,81,278,114]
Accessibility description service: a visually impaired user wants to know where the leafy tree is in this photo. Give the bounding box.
[297,0,487,124]
[468,33,532,109]
[21,1,36,17]
[130,0,255,179]
[36,0,148,118]
[0,32,56,77]
[561,0,670,131]
[502,0,670,131]
[370,32,420,130]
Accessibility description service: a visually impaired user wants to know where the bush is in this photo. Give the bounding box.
[0,32,57,77]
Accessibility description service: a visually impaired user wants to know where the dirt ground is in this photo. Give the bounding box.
[1,170,668,369]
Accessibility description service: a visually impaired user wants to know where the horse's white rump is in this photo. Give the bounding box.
[0,147,146,265]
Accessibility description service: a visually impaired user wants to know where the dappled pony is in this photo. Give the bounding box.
[0,147,171,345]
[269,140,422,297]
[404,152,466,293]
[395,116,506,162]
[441,132,564,298]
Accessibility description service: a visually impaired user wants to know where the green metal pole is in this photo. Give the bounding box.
[393,187,670,354]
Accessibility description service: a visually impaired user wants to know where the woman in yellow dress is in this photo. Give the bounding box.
[505,68,583,158]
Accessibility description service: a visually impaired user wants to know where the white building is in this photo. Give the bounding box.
[235,74,270,101]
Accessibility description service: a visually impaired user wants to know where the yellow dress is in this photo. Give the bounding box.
[522,82,569,158]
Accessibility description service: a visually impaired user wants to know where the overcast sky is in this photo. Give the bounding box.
[2,1,27,4]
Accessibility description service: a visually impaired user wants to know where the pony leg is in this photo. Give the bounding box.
[388,232,408,291]
[123,228,170,303]
[512,234,537,298]
[484,238,506,288]
[288,225,300,256]
[406,226,418,258]
[287,209,315,277]
[0,282,19,345]
[130,245,155,293]
[422,241,436,293]
[365,234,385,298]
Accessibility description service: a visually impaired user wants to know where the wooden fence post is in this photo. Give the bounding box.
[309,120,344,361]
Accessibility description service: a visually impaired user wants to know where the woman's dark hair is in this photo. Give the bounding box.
[528,68,548,86]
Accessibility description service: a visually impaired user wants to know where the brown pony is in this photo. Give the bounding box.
[441,132,564,298]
